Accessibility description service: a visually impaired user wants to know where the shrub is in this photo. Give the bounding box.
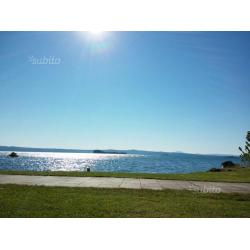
[239,131,250,166]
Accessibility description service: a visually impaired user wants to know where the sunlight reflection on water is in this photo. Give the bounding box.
[0,151,240,173]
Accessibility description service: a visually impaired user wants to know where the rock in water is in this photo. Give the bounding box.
[8,152,18,157]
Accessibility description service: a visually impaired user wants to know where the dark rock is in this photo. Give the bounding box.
[8,152,18,157]
[221,161,236,168]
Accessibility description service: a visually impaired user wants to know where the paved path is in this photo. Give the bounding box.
[1,174,250,193]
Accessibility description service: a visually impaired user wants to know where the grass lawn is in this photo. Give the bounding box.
[0,184,250,217]
[0,167,250,183]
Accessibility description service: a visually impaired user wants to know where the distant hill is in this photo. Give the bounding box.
[0,146,156,155]
[0,145,238,157]
[0,146,92,153]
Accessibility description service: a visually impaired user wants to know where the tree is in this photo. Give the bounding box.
[239,131,250,166]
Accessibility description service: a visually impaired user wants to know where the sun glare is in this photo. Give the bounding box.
[86,31,107,42]
[89,30,105,36]
[79,31,111,54]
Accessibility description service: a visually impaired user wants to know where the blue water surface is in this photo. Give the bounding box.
[0,151,240,174]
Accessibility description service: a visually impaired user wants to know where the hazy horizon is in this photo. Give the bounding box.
[0,144,240,156]
[0,32,249,155]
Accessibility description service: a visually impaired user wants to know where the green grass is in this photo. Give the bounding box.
[1,167,250,183]
[0,184,250,217]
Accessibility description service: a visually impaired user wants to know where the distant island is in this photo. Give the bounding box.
[93,150,127,154]
[0,145,238,157]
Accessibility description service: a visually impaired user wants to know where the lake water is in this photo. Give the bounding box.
[0,151,240,173]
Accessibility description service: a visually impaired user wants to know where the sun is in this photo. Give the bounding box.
[86,31,107,41]
[78,31,111,53]
[88,30,105,36]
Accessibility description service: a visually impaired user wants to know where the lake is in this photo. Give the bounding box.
[0,151,240,173]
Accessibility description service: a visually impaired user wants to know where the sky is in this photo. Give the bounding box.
[0,31,249,154]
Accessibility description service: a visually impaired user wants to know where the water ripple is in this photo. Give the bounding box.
[0,151,240,173]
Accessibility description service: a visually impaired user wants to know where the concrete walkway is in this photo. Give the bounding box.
[1,174,250,193]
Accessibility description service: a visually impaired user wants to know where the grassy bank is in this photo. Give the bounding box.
[0,167,250,182]
[0,184,250,217]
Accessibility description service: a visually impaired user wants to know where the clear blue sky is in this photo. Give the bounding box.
[0,32,249,154]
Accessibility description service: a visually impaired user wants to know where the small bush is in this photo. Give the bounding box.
[239,131,250,166]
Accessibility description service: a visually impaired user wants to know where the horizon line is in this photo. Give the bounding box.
[0,145,239,157]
